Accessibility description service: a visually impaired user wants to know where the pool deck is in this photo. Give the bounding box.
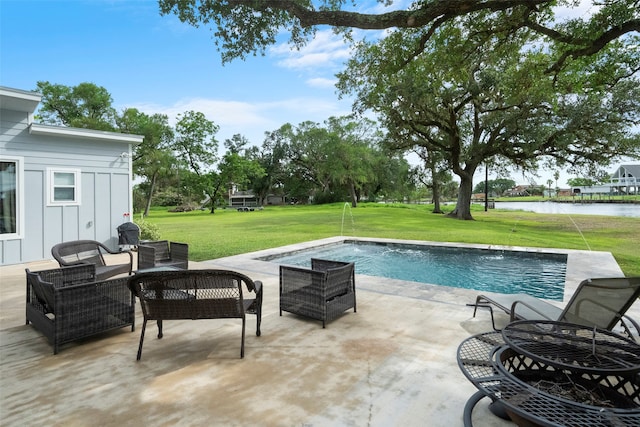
[1,237,637,427]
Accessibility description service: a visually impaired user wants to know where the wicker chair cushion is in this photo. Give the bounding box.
[58,249,105,267]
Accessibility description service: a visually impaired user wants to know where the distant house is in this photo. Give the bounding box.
[224,191,288,208]
[571,164,640,196]
[0,86,143,266]
[221,184,288,208]
[228,190,259,208]
[504,185,531,197]
[610,164,640,195]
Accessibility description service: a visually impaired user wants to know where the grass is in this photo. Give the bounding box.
[141,202,640,276]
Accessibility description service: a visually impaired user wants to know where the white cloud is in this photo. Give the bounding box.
[132,98,272,128]
[130,95,352,147]
[270,30,352,72]
[307,77,338,88]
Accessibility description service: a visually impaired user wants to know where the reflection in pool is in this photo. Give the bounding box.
[263,241,567,300]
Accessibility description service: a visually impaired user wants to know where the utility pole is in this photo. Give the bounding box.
[484,164,489,212]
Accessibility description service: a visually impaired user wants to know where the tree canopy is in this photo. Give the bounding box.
[36,81,117,131]
[158,0,639,69]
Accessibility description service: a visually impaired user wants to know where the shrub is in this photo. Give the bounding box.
[134,216,162,241]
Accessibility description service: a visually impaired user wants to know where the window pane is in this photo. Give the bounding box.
[54,172,75,186]
[54,187,75,201]
[0,161,17,234]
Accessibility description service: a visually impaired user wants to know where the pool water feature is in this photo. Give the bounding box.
[266,241,567,300]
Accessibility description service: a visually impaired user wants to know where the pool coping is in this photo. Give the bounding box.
[203,236,624,305]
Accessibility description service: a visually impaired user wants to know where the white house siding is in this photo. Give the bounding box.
[1,86,142,265]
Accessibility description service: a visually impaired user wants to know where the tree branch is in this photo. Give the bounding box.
[230,0,550,29]
[544,19,640,73]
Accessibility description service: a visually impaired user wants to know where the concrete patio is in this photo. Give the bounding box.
[1,238,637,427]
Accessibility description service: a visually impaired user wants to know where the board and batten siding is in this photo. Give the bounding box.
[1,87,142,265]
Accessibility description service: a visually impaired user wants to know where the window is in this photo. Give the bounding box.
[47,168,81,206]
[0,156,24,239]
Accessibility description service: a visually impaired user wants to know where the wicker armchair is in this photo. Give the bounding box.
[137,240,189,270]
[25,264,135,354]
[51,240,133,280]
[128,269,262,360]
[280,258,356,328]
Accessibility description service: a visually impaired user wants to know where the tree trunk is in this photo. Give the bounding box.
[430,162,443,214]
[349,181,358,208]
[143,172,157,217]
[208,179,225,214]
[432,182,443,214]
[206,191,217,214]
[448,175,475,220]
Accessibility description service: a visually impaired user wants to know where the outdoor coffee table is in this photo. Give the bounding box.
[457,321,640,427]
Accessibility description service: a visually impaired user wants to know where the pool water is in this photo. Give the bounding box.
[267,241,567,300]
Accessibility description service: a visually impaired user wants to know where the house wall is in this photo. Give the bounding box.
[1,108,133,265]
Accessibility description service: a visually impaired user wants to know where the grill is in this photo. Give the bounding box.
[117,222,140,247]
[458,321,640,427]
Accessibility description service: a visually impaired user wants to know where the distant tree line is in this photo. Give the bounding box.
[36,81,450,215]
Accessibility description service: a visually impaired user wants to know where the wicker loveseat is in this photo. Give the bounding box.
[280,259,356,328]
[51,240,133,280]
[128,269,263,360]
[137,240,189,270]
[25,264,135,354]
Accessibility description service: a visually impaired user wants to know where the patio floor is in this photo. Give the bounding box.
[0,238,636,427]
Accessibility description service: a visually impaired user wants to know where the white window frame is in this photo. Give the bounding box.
[47,168,81,206]
[0,156,25,240]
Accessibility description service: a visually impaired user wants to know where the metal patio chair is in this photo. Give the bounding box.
[471,276,640,339]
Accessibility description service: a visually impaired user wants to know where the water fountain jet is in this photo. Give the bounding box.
[341,202,355,236]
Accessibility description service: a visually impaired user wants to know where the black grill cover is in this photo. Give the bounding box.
[117,222,140,245]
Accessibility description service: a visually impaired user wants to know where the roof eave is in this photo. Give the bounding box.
[0,86,41,113]
[29,123,144,145]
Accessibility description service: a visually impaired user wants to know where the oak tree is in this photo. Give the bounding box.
[337,14,639,219]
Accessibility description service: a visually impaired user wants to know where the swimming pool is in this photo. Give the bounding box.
[264,240,567,300]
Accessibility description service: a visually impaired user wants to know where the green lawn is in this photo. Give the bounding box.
[140,203,640,276]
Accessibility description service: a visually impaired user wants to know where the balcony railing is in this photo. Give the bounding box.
[610,177,639,185]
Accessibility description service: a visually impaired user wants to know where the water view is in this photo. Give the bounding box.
[267,241,567,300]
[494,201,640,217]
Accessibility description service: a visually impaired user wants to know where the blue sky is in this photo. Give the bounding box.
[1,0,636,186]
